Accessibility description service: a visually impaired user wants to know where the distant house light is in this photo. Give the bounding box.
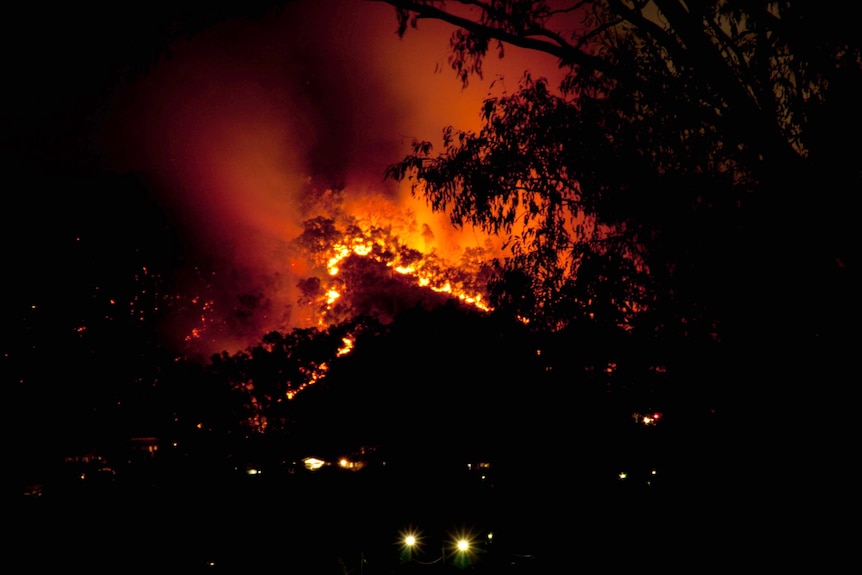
[632,411,663,426]
[303,457,326,471]
[130,437,159,455]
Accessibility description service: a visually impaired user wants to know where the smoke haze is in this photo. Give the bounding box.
[99,0,563,356]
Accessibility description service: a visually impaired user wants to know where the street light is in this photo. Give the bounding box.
[399,526,476,568]
[399,527,441,565]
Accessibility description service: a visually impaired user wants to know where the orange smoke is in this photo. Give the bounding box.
[102,0,564,357]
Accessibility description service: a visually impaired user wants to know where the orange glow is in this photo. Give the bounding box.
[101,0,564,358]
[337,337,354,356]
[298,216,496,331]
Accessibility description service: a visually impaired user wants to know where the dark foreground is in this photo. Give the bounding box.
[11,459,817,574]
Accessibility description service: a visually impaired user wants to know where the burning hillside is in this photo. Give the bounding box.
[292,205,495,324]
[174,183,500,362]
[163,183,508,434]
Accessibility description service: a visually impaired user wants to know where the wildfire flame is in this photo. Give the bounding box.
[167,188,501,426]
[292,201,497,332]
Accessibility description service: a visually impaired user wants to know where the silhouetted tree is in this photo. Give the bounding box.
[376,1,859,505]
[378,0,857,349]
[378,0,857,409]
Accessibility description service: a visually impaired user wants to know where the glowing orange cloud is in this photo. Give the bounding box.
[102,0,564,357]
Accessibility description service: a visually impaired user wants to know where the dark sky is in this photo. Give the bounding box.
[3,0,566,358]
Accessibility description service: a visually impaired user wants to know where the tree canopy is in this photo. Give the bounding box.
[377,0,859,353]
